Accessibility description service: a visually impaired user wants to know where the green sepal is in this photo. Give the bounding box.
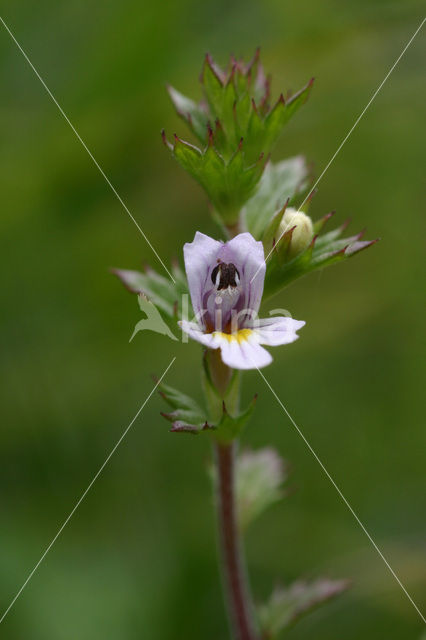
[201,351,255,443]
[258,578,349,638]
[214,394,257,444]
[236,448,289,532]
[261,200,289,253]
[244,157,309,240]
[202,352,241,422]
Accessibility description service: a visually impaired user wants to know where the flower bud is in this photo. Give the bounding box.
[278,207,313,259]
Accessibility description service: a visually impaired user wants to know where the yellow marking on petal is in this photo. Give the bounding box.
[212,329,254,344]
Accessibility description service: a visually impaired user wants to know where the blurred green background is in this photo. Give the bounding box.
[0,0,425,637]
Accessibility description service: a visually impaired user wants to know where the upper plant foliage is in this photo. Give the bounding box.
[261,209,379,300]
[116,49,378,319]
[163,49,313,225]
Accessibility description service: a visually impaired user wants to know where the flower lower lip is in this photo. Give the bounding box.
[212,329,253,344]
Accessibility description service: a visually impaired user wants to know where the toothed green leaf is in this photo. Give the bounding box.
[201,55,224,117]
[234,92,252,139]
[173,137,204,175]
[159,382,204,419]
[112,265,191,319]
[158,382,216,435]
[264,80,314,152]
[167,134,267,224]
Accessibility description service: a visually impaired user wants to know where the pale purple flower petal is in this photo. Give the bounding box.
[183,232,222,323]
[218,232,266,315]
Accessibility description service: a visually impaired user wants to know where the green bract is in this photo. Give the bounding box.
[163,50,313,225]
[112,259,190,320]
[158,375,256,443]
[262,213,379,300]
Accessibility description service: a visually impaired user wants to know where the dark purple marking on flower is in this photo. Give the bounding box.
[211,262,240,290]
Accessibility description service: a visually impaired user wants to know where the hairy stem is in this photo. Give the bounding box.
[215,441,257,640]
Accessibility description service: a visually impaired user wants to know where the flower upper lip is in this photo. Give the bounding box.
[183,231,266,333]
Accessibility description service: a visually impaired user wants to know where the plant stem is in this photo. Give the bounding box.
[215,440,258,640]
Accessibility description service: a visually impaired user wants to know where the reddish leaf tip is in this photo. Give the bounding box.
[207,123,214,146]
[306,188,318,202]
[309,234,319,249]
[338,217,351,233]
